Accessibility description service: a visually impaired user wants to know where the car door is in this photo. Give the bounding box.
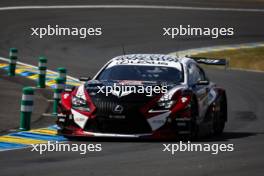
[187,63,209,122]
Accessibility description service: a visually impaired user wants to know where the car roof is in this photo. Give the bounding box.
[107,54,193,69]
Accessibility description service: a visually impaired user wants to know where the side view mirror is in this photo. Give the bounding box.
[79,76,91,82]
[196,80,209,85]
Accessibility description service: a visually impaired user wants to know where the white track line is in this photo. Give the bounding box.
[0,5,264,13]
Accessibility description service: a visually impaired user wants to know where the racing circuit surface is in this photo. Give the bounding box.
[0,0,264,175]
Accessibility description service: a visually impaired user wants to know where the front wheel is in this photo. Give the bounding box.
[182,97,199,141]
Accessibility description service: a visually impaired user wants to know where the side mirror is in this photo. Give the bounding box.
[79,76,91,82]
[196,80,209,85]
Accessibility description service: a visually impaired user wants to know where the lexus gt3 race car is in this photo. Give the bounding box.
[57,54,227,139]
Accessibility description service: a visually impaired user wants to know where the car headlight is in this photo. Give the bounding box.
[72,96,90,112]
[155,94,176,109]
[157,100,176,109]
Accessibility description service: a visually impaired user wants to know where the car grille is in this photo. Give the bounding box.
[85,100,152,134]
[93,100,117,115]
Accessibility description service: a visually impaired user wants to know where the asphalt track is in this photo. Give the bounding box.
[0,1,264,176]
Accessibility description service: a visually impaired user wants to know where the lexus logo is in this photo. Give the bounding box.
[113,105,124,114]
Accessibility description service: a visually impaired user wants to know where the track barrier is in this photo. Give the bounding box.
[20,87,34,131]
[57,67,67,84]
[8,48,18,76]
[53,77,65,115]
[37,56,47,88]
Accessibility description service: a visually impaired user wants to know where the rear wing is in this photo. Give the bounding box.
[190,56,229,69]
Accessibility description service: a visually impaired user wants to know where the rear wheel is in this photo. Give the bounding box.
[213,95,227,135]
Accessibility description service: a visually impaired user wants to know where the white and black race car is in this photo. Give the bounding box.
[57,54,227,139]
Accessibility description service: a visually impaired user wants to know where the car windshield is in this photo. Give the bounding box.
[97,65,183,83]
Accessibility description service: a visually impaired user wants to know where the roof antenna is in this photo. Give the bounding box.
[122,44,126,55]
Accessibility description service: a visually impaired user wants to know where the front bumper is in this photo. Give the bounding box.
[57,113,153,138]
[57,113,192,139]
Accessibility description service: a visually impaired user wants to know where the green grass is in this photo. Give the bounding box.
[191,47,264,71]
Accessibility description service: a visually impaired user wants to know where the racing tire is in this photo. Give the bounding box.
[213,95,227,135]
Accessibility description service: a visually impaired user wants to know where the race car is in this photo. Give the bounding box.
[57,54,227,139]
